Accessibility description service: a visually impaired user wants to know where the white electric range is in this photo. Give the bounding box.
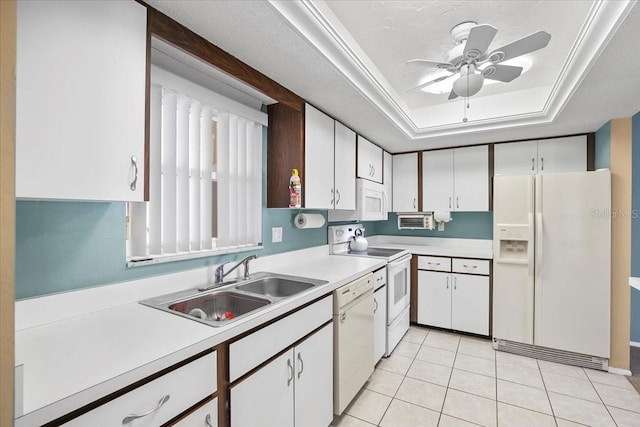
[328,224,411,356]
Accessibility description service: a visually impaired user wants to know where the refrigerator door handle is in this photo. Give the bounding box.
[528,212,535,277]
[536,212,543,276]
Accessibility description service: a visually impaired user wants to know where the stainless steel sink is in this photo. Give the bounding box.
[235,277,316,298]
[168,291,271,327]
[140,272,328,327]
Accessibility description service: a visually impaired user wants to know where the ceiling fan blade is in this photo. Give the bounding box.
[407,75,452,92]
[482,64,523,82]
[487,31,551,63]
[407,59,454,69]
[448,89,459,100]
[463,24,498,60]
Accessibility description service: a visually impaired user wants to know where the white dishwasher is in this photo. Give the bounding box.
[333,273,374,415]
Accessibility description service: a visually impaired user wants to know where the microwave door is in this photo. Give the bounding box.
[362,187,384,220]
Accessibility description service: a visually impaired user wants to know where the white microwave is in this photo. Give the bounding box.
[328,179,388,222]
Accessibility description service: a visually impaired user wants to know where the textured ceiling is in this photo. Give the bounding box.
[146,0,640,152]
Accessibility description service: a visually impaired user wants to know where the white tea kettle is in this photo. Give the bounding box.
[350,228,368,252]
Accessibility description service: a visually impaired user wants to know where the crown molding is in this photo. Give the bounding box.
[268,0,634,141]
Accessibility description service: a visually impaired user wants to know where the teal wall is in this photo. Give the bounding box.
[15,128,328,300]
[595,121,611,169]
[631,113,640,343]
[373,212,493,239]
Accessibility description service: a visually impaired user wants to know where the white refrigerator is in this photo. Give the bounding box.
[493,170,611,359]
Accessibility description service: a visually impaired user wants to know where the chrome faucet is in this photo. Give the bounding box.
[217,254,257,282]
[198,255,258,292]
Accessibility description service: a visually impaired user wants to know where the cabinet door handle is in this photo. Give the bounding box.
[336,189,341,205]
[330,188,335,206]
[374,298,378,313]
[122,395,170,424]
[372,165,376,177]
[448,197,452,209]
[456,196,459,209]
[413,198,416,209]
[454,277,457,290]
[531,157,535,171]
[287,358,294,386]
[340,312,346,323]
[540,157,544,171]
[297,352,304,379]
[446,276,449,289]
[130,155,138,191]
[205,414,214,427]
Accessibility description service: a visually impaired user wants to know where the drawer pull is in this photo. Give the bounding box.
[122,394,170,424]
[428,262,441,266]
[206,414,214,427]
[463,265,478,269]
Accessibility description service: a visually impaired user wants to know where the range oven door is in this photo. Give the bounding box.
[386,254,411,323]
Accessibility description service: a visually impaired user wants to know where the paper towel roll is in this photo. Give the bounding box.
[434,211,452,223]
[294,213,326,229]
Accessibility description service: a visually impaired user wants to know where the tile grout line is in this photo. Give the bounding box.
[435,332,461,427]
[535,358,559,427]
[587,372,621,427]
[495,348,499,427]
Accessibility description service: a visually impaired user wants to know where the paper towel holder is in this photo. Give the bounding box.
[293,212,326,229]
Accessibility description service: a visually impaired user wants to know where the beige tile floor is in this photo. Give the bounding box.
[332,326,640,427]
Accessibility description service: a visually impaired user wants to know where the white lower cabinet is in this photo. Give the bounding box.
[417,257,490,336]
[373,285,387,362]
[451,274,490,336]
[65,352,217,426]
[171,398,217,427]
[231,323,333,427]
[417,271,451,329]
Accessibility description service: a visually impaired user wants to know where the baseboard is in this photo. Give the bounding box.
[608,366,632,376]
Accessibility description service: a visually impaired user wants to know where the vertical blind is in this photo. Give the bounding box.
[130,83,263,260]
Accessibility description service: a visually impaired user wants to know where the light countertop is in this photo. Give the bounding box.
[14,246,385,426]
[14,236,492,425]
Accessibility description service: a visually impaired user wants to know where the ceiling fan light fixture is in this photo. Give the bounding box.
[452,72,484,97]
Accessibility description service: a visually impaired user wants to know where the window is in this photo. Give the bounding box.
[128,66,264,265]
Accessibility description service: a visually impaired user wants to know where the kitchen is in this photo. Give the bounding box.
[2,1,640,426]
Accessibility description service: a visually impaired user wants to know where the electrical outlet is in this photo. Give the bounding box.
[437,221,445,232]
[272,227,283,243]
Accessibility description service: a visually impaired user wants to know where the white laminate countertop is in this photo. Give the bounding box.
[367,235,493,259]
[14,245,385,426]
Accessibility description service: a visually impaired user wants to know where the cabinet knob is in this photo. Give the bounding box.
[130,155,138,191]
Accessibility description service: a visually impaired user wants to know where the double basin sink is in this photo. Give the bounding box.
[140,272,328,327]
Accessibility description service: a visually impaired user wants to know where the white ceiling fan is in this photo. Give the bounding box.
[408,21,551,100]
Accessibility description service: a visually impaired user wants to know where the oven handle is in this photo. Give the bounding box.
[387,254,411,270]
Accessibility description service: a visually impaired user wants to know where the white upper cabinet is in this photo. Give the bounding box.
[305,104,335,209]
[16,0,147,201]
[392,153,418,212]
[453,146,489,211]
[422,145,489,212]
[383,151,393,212]
[536,136,587,174]
[422,149,454,211]
[494,135,587,176]
[334,122,356,210]
[357,136,383,183]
